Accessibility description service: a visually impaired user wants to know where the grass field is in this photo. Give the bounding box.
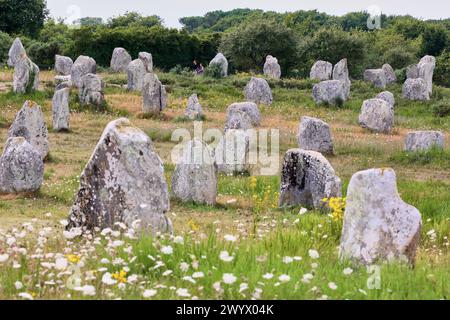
[0,69,449,300]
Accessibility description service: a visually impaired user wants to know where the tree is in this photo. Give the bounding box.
[0,0,48,37]
[219,19,298,72]
[76,17,104,27]
[107,12,162,28]
[421,24,448,56]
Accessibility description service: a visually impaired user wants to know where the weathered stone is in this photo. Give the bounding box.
[244,77,273,105]
[340,168,421,265]
[185,94,203,120]
[279,149,342,209]
[209,53,228,77]
[382,63,397,84]
[55,75,72,88]
[215,129,251,174]
[172,139,217,205]
[13,57,39,94]
[55,55,73,75]
[263,55,281,79]
[8,100,49,160]
[312,80,346,106]
[405,131,444,152]
[71,55,96,88]
[225,102,260,131]
[402,78,429,101]
[298,116,333,154]
[79,73,104,107]
[67,118,172,234]
[375,91,395,107]
[358,98,394,134]
[310,60,333,81]
[127,59,146,91]
[332,58,351,98]
[417,55,435,95]
[0,137,44,194]
[142,73,166,114]
[364,69,387,89]
[138,52,153,73]
[406,64,418,79]
[7,38,26,67]
[52,88,70,131]
[110,48,132,72]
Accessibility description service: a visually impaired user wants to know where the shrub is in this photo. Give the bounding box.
[204,63,224,78]
[434,51,450,87]
[432,100,450,117]
[0,31,12,65]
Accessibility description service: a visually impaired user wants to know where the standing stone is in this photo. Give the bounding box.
[215,129,251,174]
[406,64,418,79]
[263,55,281,79]
[332,58,351,98]
[139,52,153,73]
[209,53,228,77]
[364,69,387,89]
[79,73,105,107]
[71,55,96,88]
[375,91,395,107]
[312,80,347,106]
[55,75,72,89]
[142,73,166,115]
[172,139,217,205]
[340,168,421,265]
[0,137,44,194]
[7,38,26,67]
[67,118,172,234]
[298,116,334,155]
[402,78,429,101]
[8,100,49,160]
[279,149,342,210]
[185,94,203,120]
[127,59,147,91]
[244,77,273,105]
[382,64,397,84]
[404,131,445,152]
[110,48,132,72]
[310,60,333,81]
[52,88,71,131]
[225,102,260,131]
[358,98,394,134]
[13,56,39,93]
[55,55,73,75]
[417,55,435,95]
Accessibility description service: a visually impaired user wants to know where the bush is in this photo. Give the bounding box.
[204,63,224,78]
[383,47,417,69]
[0,31,12,65]
[434,51,450,87]
[432,100,450,117]
[169,64,193,76]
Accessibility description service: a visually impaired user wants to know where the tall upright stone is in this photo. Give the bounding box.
[332,58,351,98]
[13,56,39,93]
[340,168,421,265]
[71,55,96,88]
[382,63,397,84]
[172,139,217,205]
[142,73,167,115]
[55,55,74,75]
[310,60,333,81]
[7,38,26,67]
[110,48,132,72]
[185,94,203,120]
[138,52,153,73]
[8,100,49,160]
[67,118,172,234]
[244,77,273,105]
[263,55,281,79]
[52,87,71,131]
[127,59,147,91]
[298,116,334,155]
[279,149,342,209]
[209,53,228,77]
[417,55,435,95]
[79,73,105,107]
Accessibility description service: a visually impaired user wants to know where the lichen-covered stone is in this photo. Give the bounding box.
[382,63,397,84]
[404,131,444,152]
[406,64,418,79]
[310,60,332,81]
[110,48,132,72]
[13,57,39,93]
[358,98,394,134]
[142,73,166,114]
[215,129,251,174]
[172,139,217,205]
[79,73,104,107]
[417,55,435,95]
[340,168,421,265]
[263,55,281,79]
[71,55,96,88]
[138,52,153,72]
[225,102,260,131]
[209,53,228,77]
[332,58,351,98]
[298,116,333,154]
[244,77,273,105]
[127,59,146,91]
[375,91,395,107]
[312,80,346,106]
[364,69,387,89]
[52,88,70,131]
[55,55,73,75]
[185,94,203,120]
[8,100,49,160]
[67,118,172,234]
[279,149,342,209]
[402,78,429,101]
[7,38,26,67]
[0,137,44,194]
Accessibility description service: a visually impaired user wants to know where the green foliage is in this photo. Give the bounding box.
[420,24,449,56]
[389,146,450,169]
[432,99,450,117]
[0,31,13,64]
[204,63,224,79]
[219,19,298,72]
[434,50,450,87]
[0,0,48,37]
[106,11,162,28]
[76,17,104,27]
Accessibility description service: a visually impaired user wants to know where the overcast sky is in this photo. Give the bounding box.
[47,0,450,28]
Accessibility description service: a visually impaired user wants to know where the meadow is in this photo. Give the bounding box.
[0,69,448,300]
